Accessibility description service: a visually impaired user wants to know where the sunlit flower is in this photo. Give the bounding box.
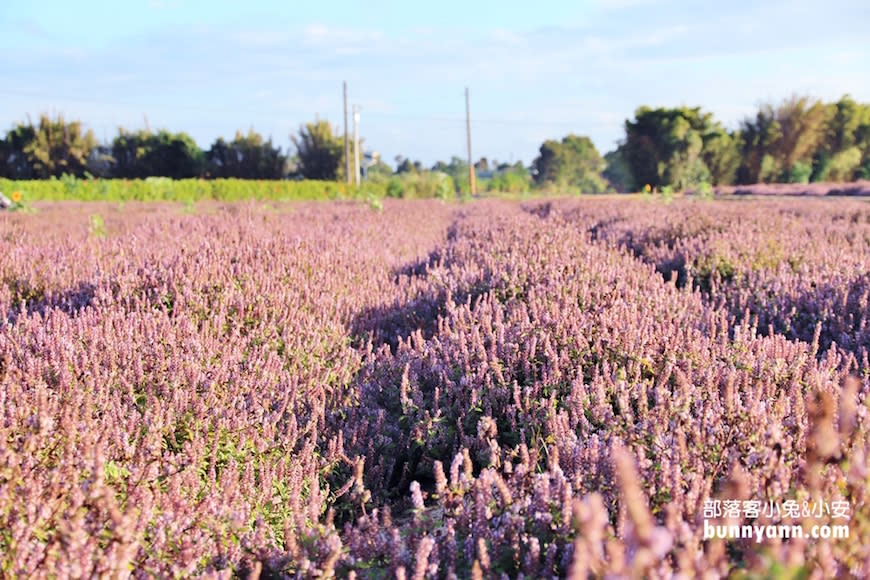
[0,199,865,576]
[11,190,22,203]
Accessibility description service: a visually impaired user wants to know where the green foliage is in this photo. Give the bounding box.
[695,182,714,200]
[364,191,383,211]
[622,106,722,191]
[810,152,831,182]
[392,172,455,199]
[385,179,404,198]
[670,149,711,191]
[367,161,461,198]
[0,123,37,178]
[290,120,344,180]
[104,460,131,485]
[0,178,391,202]
[826,146,862,182]
[0,114,97,179]
[434,175,455,200]
[88,214,106,238]
[430,156,474,193]
[787,161,812,184]
[431,156,468,176]
[487,163,531,193]
[759,154,779,183]
[738,106,782,184]
[2,189,28,212]
[773,96,828,170]
[365,158,393,180]
[206,130,287,179]
[6,94,870,194]
[825,94,864,153]
[110,128,204,179]
[692,251,738,293]
[533,134,608,193]
[395,157,423,174]
[702,130,741,185]
[737,96,828,184]
[603,149,634,192]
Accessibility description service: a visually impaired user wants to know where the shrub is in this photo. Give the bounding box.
[386,179,404,198]
[788,161,813,184]
[827,147,862,182]
[695,182,714,200]
[0,177,391,202]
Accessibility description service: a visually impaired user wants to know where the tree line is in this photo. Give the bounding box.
[0,116,290,180]
[602,94,870,192]
[2,94,869,191]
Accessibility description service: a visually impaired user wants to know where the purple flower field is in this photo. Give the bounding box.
[1,198,868,578]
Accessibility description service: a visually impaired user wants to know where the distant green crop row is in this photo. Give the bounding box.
[0,176,389,203]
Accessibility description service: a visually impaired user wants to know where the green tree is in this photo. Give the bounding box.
[603,148,634,192]
[533,134,608,193]
[364,157,393,180]
[826,95,862,153]
[826,147,863,181]
[87,144,115,178]
[813,95,870,181]
[432,156,469,179]
[291,120,344,180]
[0,123,37,178]
[487,162,531,193]
[110,128,204,178]
[702,129,741,185]
[788,160,813,184]
[737,96,827,183]
[207,130,287,179]
[3,114,97,178]
[622,106,716,190]
[146,130,204,178]
[737,106,781,183]
[432,156,473,191]
[395,157,422,174]
[110,129,149,178]
[775,96,827,176]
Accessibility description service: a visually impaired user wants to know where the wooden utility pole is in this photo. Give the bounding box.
[353,105,361,186]
[343,82,351,184]
[465,87,476,195]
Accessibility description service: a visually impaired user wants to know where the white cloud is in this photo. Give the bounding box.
[4,9,870,165]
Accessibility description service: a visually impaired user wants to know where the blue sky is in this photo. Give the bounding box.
[2,0,869,166]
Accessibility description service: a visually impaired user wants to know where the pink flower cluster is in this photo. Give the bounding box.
[0,199,867,577]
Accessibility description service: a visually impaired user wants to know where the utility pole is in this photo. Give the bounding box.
[353,105,361,186]
[343,82,351,184]
[465,87,476,195]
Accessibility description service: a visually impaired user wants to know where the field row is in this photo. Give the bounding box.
[0,199,868,577]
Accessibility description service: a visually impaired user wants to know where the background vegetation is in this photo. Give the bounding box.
[2,94,869,196]
[0,176,387,203]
